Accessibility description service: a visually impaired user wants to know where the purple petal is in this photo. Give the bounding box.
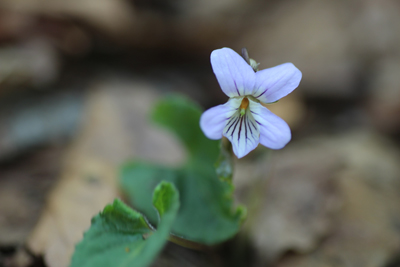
[249,100,291,149]
[252,63,302,103]
[200,99,239,139]
[211,48,256,97]
[223,109,260,158]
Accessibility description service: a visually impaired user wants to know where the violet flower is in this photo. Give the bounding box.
[200,47,302,158]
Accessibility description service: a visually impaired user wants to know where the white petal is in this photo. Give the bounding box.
[211,48,256,97]
[200,98,241,139]
[223,107,260,158]
[252,63,302,103]
[249,99,291,149]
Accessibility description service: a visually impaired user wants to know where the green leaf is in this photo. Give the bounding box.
[70,182,180,267]
[153,181,180,220]
[120,163,178,225]
[132,182,180,266]
[121,95,245,245]
[151,95,219,166]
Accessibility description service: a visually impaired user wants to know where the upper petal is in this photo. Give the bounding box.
[252,63,302,103]
[200,98,241,140]
[249,99,291,149]
[211,47,256,97]
[223,108,260,158]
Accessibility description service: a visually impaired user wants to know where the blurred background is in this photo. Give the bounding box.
[0,0,400,266]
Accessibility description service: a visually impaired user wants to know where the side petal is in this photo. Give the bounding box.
[249,100,291,149]
[253,63,302,103]
[211,47,256,97]
[200,99,240,140]
[223,109,260,159]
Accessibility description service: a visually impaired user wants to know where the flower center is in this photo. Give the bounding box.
[239,97,249,116]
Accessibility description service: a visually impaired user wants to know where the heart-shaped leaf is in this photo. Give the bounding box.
[70,181,179,267]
